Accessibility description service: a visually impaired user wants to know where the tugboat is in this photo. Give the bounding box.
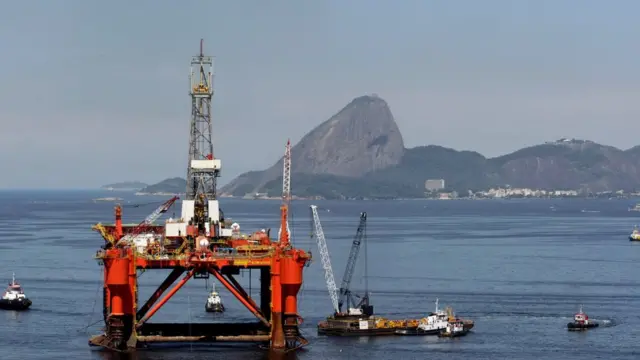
[567,305,599,331]
[438,320,468,338]
[0,273,32,311]
[205,284,224,313]
[395,298,449,336]
[629,226,640,241]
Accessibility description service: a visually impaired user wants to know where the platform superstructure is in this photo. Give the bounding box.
[89,40,311,353]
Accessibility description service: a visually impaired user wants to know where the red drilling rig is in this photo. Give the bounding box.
[89,40,311,353]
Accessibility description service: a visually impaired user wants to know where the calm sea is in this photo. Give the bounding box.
[0,190,639,360]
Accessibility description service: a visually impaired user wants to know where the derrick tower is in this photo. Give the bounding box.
[187,39,218,200]
[184,39,222,232]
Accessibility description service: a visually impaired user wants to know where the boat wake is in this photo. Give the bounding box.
[471,311,617,326]
[473,311,575,320]
[594,318,616,328]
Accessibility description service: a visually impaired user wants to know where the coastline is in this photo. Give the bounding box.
[129,193,640,201]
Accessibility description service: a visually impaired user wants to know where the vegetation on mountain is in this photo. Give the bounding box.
[138,177,186,194]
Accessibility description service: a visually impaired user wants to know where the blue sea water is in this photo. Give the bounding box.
[0,190,639,360]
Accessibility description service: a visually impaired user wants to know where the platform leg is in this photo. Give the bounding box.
[102,250,136,351]
[280,256,306,350]
[270,255,285,349]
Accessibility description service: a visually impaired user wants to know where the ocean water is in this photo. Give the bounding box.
[0,190,639,360]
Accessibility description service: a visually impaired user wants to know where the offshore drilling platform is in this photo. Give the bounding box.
[89,40,311,352]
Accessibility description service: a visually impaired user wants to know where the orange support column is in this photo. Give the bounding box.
[128,248,138,330]
[106,255,130,315]
[270,251,285,349]
[103,262,110,323]
[280,254,303,318]
[104,249,135,350]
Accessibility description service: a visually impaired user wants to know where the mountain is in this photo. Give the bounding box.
[221,95,405,196]
[137,177,186,195]
[101,181,148,190]
[217,95,640,198]
[486,139,640,192]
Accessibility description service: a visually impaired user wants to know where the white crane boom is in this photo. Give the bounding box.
[310,205,339,314]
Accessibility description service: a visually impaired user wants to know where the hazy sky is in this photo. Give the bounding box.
[1,0,639,188]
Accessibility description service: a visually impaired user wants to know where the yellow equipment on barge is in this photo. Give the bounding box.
[318,305,474,337]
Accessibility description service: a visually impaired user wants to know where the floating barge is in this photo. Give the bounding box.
[318,315,420,336]
[317,307,474,337]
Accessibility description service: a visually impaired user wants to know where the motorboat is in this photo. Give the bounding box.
[438,320,468,337]
[395,298,448,336]
[0,273,32,311]
[205,284,224,313]
[567,305,598,331]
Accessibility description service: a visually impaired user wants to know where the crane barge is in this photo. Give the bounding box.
[88,40,311,353]
[311,207,474,336]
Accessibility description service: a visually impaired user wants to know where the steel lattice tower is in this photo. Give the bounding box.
[186,39,219,201]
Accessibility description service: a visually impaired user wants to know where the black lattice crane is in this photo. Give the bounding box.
[337,212,372,316]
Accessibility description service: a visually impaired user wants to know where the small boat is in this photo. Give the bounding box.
[438,320,468,338]
[443,303,474,332]
[0,273,32,311]
[205,284,224,313]
[395,298,449,336]
[567,305,599,331]
[629,226,640,241]
[629,203,640,212]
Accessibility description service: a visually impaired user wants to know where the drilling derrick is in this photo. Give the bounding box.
[186,39,220,235]
[89,39,311,353]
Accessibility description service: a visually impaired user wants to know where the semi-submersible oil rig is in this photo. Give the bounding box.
[89,40,311,352]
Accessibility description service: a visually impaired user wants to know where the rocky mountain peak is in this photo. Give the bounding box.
[292,94,405,177]
[220,94,406,195]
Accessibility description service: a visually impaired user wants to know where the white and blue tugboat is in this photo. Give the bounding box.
[205,283,225,313]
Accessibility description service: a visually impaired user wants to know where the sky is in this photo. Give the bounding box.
[1,0,639,188]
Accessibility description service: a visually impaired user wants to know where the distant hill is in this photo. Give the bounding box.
[101,181,147,191]
[217,95,640,198]
[137,177,186,195]
[126,96,640,199]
